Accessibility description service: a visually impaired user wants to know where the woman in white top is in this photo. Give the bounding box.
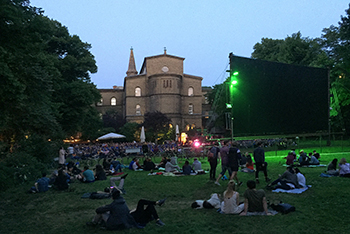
[339,158,350,177]
[294,168,306,187]
[220,180,244,214]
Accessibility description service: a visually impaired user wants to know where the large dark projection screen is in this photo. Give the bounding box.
[229,54,329,136]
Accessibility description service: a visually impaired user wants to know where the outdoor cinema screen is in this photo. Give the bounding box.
[229,54,329,136]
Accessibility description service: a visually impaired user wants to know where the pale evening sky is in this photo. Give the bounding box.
[30,0,350,88]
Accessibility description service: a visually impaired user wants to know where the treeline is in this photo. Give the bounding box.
[0,0,103,189]
[208,4,350,135]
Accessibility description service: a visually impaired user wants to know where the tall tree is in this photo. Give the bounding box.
[102,110,125,133]
[322,4,350,133]
[143,111,171,143]
[0,0,101,156]
[252,32,329,68]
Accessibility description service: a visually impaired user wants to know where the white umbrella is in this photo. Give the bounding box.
[140,126,146,143]
[97,132,126,140]
[175,124,180,141]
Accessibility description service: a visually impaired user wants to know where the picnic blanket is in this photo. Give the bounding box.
[272,185,311,194]
[320,173,338,177]
[244,209,278,216]
[282,164,326,167]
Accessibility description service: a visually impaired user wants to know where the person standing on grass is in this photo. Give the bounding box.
[58,147,66,167]
[253,141,270,184]
[215,141,231,186]
[228,141,242,186]
[208,142,220,180]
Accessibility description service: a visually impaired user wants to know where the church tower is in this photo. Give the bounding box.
[126,47,138,76]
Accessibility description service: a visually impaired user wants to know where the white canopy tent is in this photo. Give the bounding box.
[97,132,126,140]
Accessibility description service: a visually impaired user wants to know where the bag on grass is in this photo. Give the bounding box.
[89,192,111,199]
[270,203,295,214]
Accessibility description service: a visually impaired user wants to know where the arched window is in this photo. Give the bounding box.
[111,97,116,106]
[189,104,193,115]
[136,105,141,115]
[135,87,141,97]
[188,87,194,96]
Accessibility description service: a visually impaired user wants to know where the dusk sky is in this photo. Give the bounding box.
[30,0,350,88]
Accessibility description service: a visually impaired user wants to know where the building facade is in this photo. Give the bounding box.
[96,49,210,131]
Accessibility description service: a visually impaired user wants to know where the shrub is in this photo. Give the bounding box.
[0,152,48,191]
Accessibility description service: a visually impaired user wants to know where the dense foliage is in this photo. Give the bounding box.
[0,0,101,157]
[143,111,172,143]
[207,4,350,135]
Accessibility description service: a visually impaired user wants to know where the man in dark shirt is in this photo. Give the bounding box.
[240,180,271,216]
[253,141,270,183]
[215,141,231,186]
[228,141,242,186]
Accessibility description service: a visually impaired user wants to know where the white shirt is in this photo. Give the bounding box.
[296,172,306,187]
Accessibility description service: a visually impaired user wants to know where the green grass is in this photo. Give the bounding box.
[1,148,350,234]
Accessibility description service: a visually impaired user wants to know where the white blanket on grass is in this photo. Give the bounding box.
[245,209,278,216]
[272,185,311,194]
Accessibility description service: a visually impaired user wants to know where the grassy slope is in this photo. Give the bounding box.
[1,149,350,234]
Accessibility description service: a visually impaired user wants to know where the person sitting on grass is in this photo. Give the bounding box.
[110,158,122,173]
[165,158,180,172]
[298,150,310,166]
[326,158,339,176]
[95,164,107,181]
[266,166,300,190]
[30,172,50,193]
[129,158,142,171]
[294,168,306,188]
[80,166,95,183]
[313,150,320,160]
[241,155,255,173]
[87,189,166,230]
[285,151,295,165]
[309,153,320,165]
[339,158,350,177]
[53,168,69,190]
[182,160,192,175]
[240,180,272,216]
[192,158,202,171]
[219,180,244,214]
[157,156,168,169]
[143,157,156,171]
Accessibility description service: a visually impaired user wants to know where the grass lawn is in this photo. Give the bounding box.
[1,148,350,234]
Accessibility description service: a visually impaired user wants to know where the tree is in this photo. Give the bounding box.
[322,4,350,133]
[119,122,139,142]
[252,32,329,68]
[0,0,101,157]
[102,109,125,133]
[143,111,172,142]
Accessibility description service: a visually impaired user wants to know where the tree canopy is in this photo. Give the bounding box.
[0,0,101,156]
[143,111,172,143]
[246,5,350,134]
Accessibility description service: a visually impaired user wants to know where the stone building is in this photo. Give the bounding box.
[96,48,210,131]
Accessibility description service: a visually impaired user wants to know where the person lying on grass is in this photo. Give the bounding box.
[240,180,272,216]
[87,189,166,230]
[266,166,300,190]
[29,172,50,193]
